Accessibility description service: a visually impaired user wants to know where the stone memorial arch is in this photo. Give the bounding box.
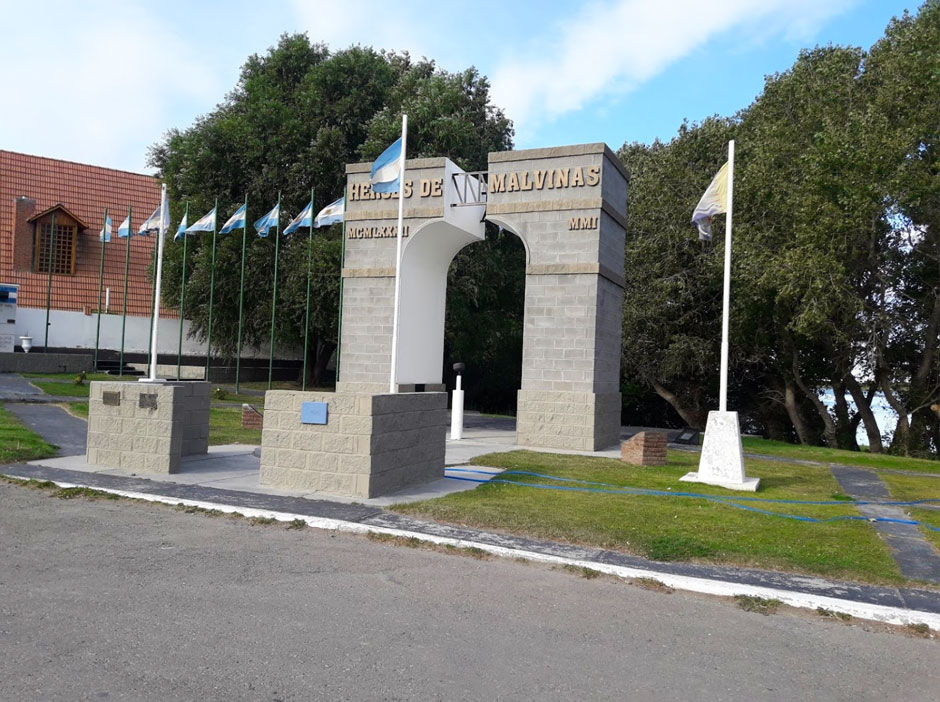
[259,143,627,497]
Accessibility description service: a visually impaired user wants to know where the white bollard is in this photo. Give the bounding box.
[450,374,464,440]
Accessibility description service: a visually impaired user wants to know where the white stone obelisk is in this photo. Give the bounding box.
[681,140,759,491]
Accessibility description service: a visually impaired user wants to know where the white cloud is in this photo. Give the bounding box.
[289,0,437,60]
[0,1,219,172]
[489,0,855,129]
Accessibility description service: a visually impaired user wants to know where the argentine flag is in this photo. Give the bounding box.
[254,202,280,238]
[139,204,164,235]
[174,212,189,241]
[315,197,345,228]
[370,137,403,193]
[117,215,132,239]
[283,201,312,236]
[99,215,112,243]
[187,207,217,233]
[220,203,247,234]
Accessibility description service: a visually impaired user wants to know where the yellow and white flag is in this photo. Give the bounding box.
[691,162,729,241]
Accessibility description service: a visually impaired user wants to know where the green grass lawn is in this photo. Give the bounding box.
[22,372,138,382]
[0,405,58,462]
[877,472,940,551]
[29,379,266,408]
[210,389,265,407]
[65,402,89,418]
[908,508,940,552]
[31,381,91,398]
[393,449,908,586]
[742,436,940,474]
[209,407,261,446]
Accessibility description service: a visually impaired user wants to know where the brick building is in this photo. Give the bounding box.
[0,150,181,353]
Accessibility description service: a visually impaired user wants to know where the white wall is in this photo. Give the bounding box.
[13,307,294,359]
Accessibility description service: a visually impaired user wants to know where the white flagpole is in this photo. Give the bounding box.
[389,114,408,394]
[146,184,168,382]
[718,140,734,412]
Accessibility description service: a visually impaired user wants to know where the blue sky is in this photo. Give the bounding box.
[0,0,916,173]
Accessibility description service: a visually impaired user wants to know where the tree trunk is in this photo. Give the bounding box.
[312,339,336,387]
[651,380,708,429]
[878,369,911,456]
[831,380,859,451]
[791,352,839,447]
[911,294,940,403]
[843,373,883,452]
[783,379,812,445]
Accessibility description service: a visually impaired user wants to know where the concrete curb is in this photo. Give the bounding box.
[3,466,939,632]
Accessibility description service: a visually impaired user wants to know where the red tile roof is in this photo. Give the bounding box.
[0,150,175,318]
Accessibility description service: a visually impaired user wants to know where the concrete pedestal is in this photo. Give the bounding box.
[86,381,210,474]
[516,390,621,451]
[259,391,447,498]
[680,410,759,492]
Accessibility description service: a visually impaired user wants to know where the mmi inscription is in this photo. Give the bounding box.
[569,216,599,231]
[102,391,121,407]
[138,393,158,410]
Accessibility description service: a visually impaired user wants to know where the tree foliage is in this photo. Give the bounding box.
[619,1,940,456]
[149,35,513,384]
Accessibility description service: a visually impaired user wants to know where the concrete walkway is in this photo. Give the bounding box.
[5,403,87,457]
[831,464,940,583]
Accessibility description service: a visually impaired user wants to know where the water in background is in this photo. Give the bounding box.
[819,388,898,447]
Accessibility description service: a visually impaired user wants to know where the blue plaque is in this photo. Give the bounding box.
[301,401,329,425]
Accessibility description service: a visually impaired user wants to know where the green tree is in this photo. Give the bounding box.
[149,35,513,385]
[618,117,735,429]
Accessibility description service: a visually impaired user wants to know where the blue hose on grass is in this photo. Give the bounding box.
[443,469,940,532]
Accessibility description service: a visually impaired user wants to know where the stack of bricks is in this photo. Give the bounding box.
[259,391,446,498]
[242,404,263,429]
[86,381,210,474]
[620,431,668,466]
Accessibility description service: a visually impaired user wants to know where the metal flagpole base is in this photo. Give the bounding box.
[680,410,759,492]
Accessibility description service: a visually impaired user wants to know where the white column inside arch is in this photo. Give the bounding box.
[396,159,485,386]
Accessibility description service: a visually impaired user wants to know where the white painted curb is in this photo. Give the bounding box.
[8,474,939,631]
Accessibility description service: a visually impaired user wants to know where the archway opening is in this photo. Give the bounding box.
[443,222,527,416]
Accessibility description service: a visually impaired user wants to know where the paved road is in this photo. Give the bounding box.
[1,482,937,702]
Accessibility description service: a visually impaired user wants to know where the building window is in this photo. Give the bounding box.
[33,221,77,275]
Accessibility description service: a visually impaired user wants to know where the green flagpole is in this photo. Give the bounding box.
[302,188,314,391]
[119,206,132,373]
[43,212,57,352]
[94,208,108,370]
[267,192,282,390]
[235,194,248,394]
[176,202,189,381]
[146,234,158,372]
[205,198,218,381]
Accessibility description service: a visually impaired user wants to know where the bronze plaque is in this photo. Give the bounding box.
[102,391,121,407]
[138,393,158,410]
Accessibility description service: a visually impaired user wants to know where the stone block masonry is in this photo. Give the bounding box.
[620,432,667,466]
[260,390,447,498]
[86,381,210,474]
[0,352,93,374]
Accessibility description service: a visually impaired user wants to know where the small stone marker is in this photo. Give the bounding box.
[242,403,263,430]
[138,393,158,410]
[102,391,121,407]
[680,410,759,492]
[673,428,699,445]
[620,431,668,466]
